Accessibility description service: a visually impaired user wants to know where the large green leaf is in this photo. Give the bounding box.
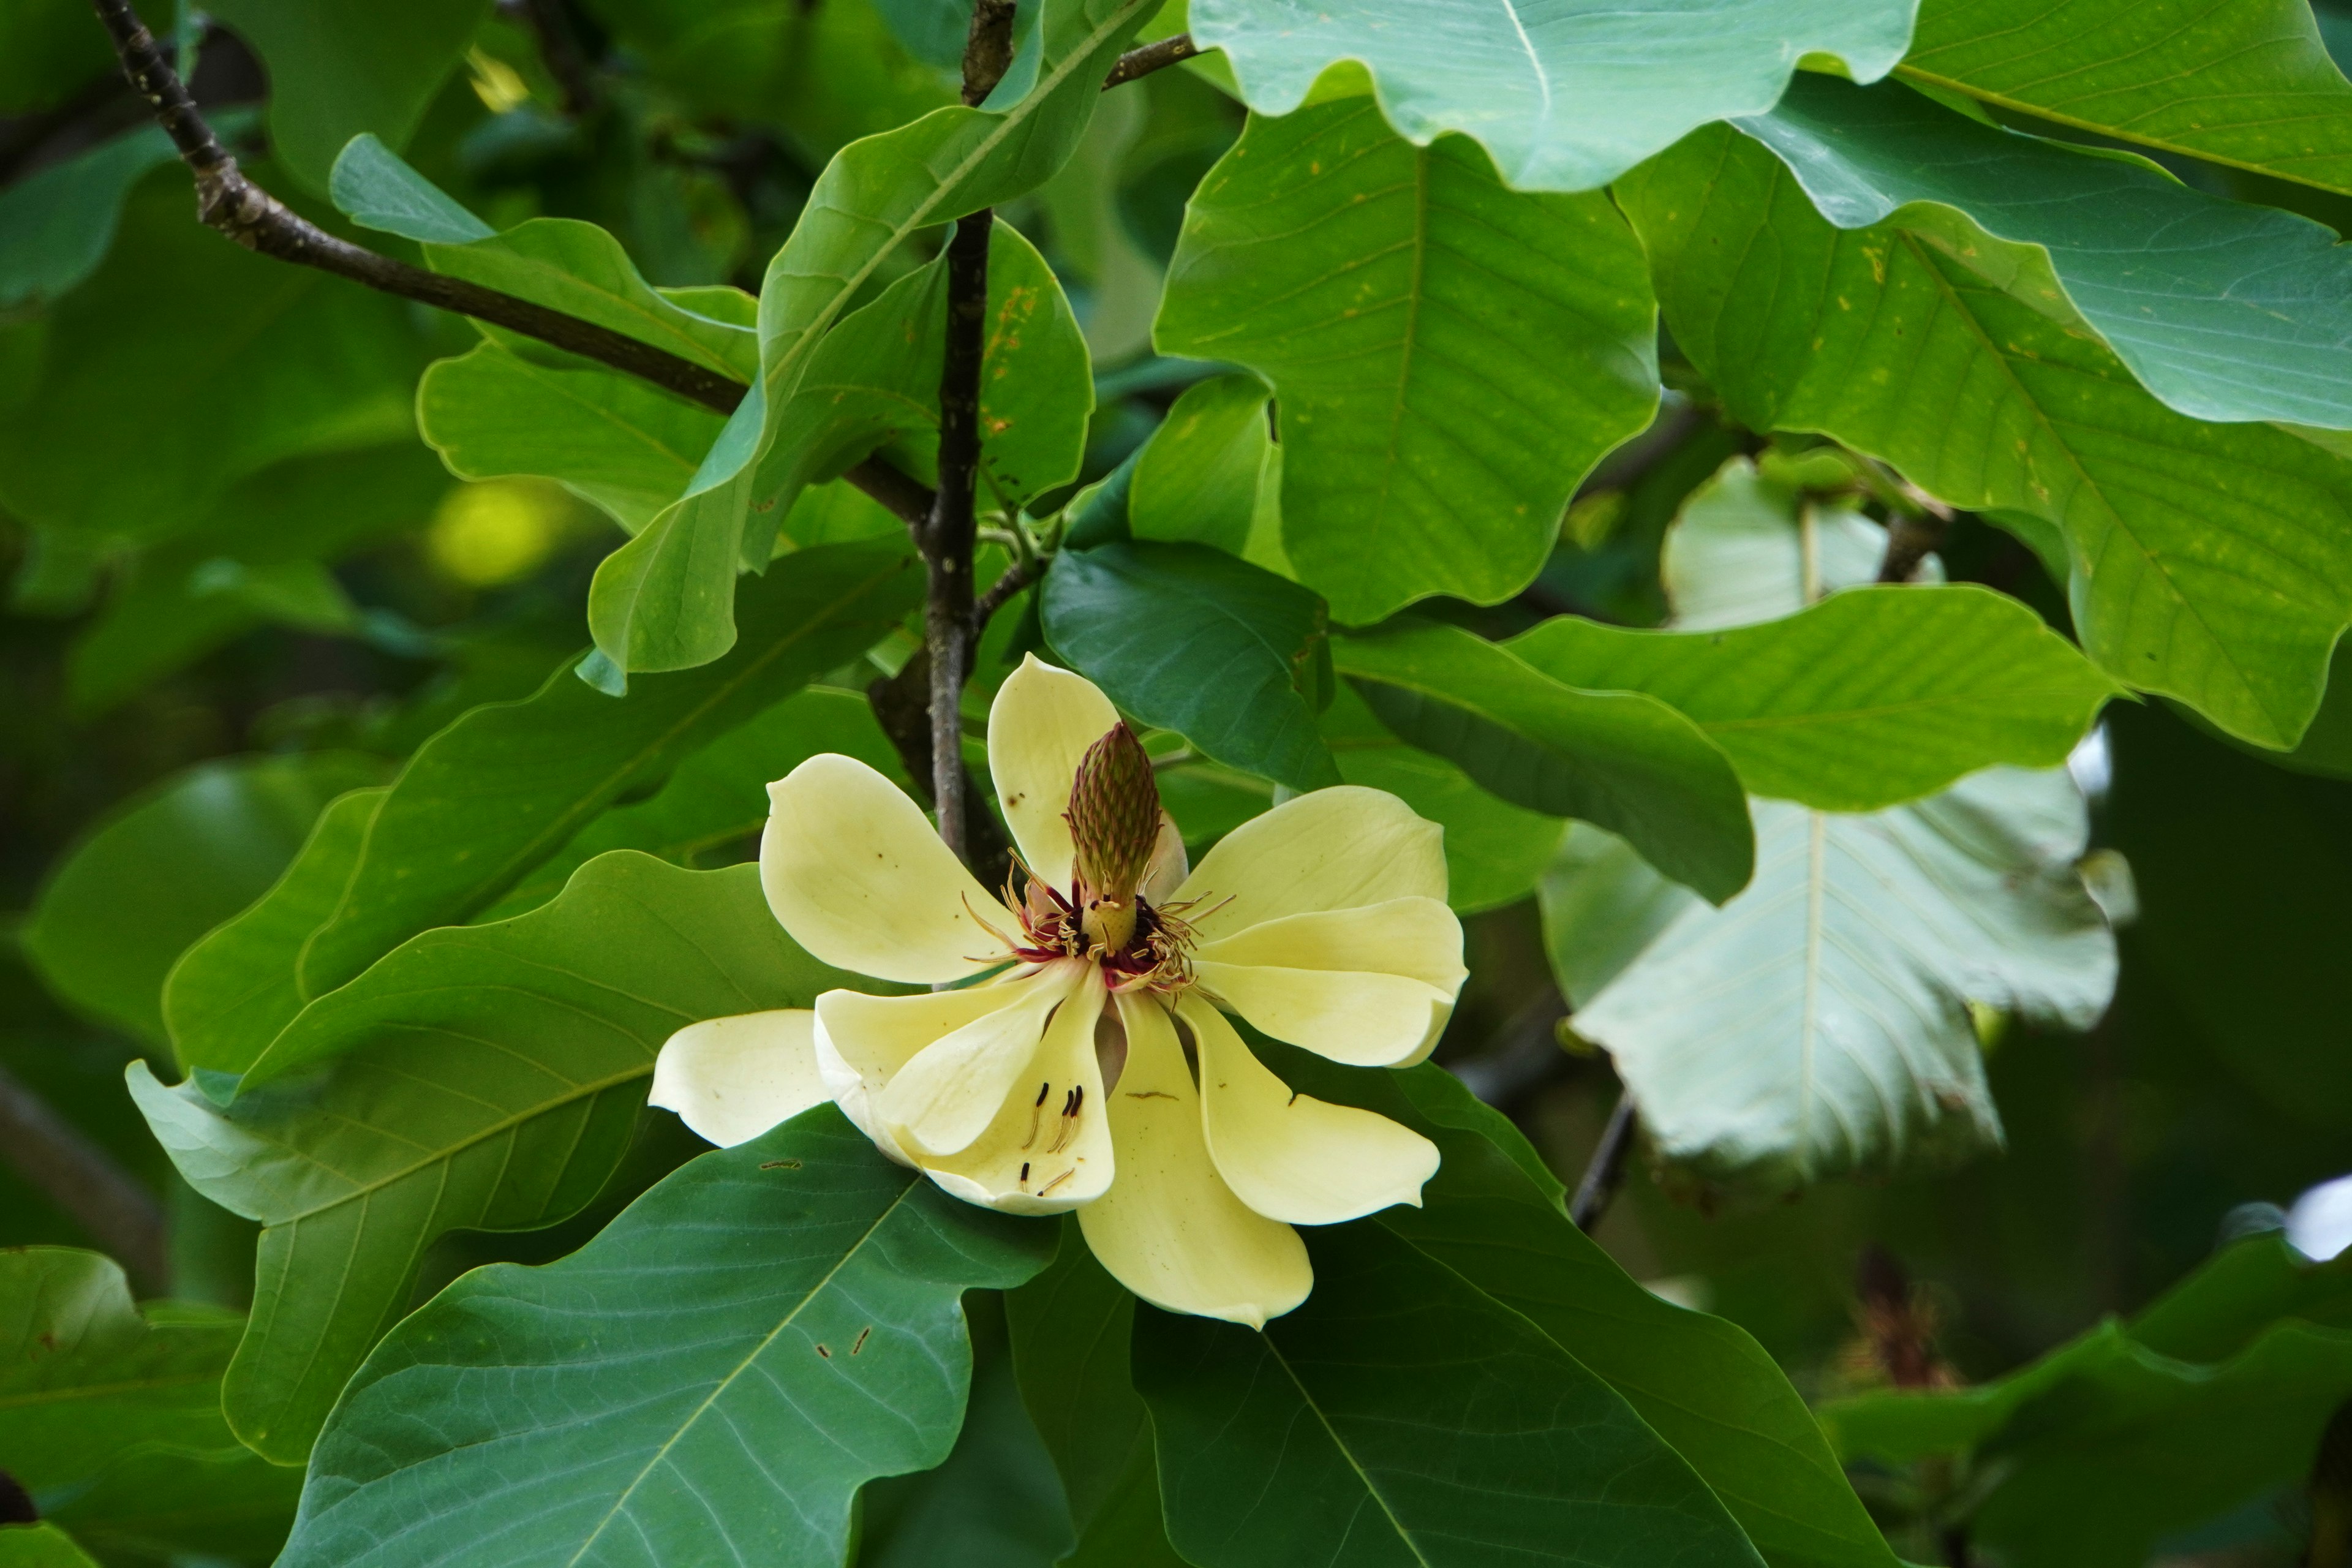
[203,0,489,190]
[1739,75,2352,430]
[1125,372,1278,564]
[0,165,423,542]
[291,539,917,1003]
[588,217,1090,671]
[1156,98,1658,622]
[1819,1237,2352,1568]
[0,1249,300,1564]
[1333,617,1754,902]
[1620,122,2352,748]
[418,343,727,532]
[569,0,1146,674]
[22,753,387,1046]
[1136,1220,1765,1567]
[1042,540,1341,792]
[1188,0,1915,191]
[0,123,175,313]
[277,1111,1050,1568]
[1547,477,2116,1196]
[1321,684,1566,914]
[1277,1053,1902,1568]
[485,685,909,918]
[1508,585,2117,812]
[861,1331,1075,1568]
[0,1526,96,1567]
[1900,0,2352,197]
[130,853,859,1461]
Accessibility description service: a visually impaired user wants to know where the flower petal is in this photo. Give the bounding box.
[1076,992,1310,1329]
[922,967,1114,1215]
[650,1009,829,1148]
[987,654,1119,894]
[813,975,1052,1163]
[1174,786,1446,941]
[1180,996,1439,1224]
[1141,810,1188,905]
[762,753,1014,985]
[874,963,1084,1158]
[1192,897,1466,1066]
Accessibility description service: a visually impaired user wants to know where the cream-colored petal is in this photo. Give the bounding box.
[761,753,1014,985]
[1181,996,1439,1225]
[812,1013,913,1167]
[1190,897,1464,1066]
[874,963,1083,1158]
[922,967,1114,1215]
[1174,786,1446,940]
[987,654,1119,895]
[1193,962,1454,1068]
[650,1009,829,1148]
[1140,810,1188,905]
[1195,897,1467,993]
[1076,992,1310,1329]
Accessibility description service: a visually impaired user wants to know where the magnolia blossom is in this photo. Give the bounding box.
[652,656,1466,1325]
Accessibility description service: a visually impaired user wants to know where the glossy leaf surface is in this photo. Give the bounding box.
[132,854,857,1462]
[1156,99,1657,622]
[281,1111,1051,1568]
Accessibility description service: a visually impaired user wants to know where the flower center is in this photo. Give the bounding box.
[1001,722,1198,992]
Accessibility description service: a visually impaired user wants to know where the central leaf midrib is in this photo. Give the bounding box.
[563,1177,922,1566]
[1262,1336,1436,1568]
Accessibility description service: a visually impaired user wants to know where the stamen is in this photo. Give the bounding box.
[1022,1081,1050,1150]
[1039,1168,1074,1196]
[1047,1085,1084,1153]
[1019,1161,1030,1186]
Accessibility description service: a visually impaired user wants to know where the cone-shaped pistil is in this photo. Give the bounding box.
[1067,723,1161,954]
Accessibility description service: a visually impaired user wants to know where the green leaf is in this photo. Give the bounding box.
[1126,372,1277,564]
[418,342,726,532]
[1900,0,2352,197]
[1619,122,2352,749]
[202,0,489,190]
[0,123,175,313]
[1278,1053,1904,1568]
[0,164,424,541]
[0,1248,300,1564]
[1135,1220,1766,1567]
[326,133,496,245]
[860,1335,1075,1568]
[1041,540,1341,792]
[483,684,910,918]
[1156,98,1659,623]
[578,0,1150,666]
[277,1110,1053,1568]
[588,217,1089,671]
[292,539,918,1005]
[1507,586,2118,812]
[0,1526,97,1568]
[131,853,860,1463]
[1006,1223,1155,1540]
[22,752,388,1045]
[1332,617,1754,902]
[66,442,453,717]
[1740,75,2352,429]
[1819,1237,2352,1568]
[1189,0,1915,191]
[1319,682,1565,914]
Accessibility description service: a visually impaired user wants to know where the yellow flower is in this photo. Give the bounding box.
[652,655,1464,1326]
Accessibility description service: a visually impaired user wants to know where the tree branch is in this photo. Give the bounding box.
[867,649,1010,880]
[85,0,938,530]
[973,555,1041,633]
[911,0,1018,869]
[1102,32,1197,89]
[0,1060,168,1294]
[1569,1093,1638,1232]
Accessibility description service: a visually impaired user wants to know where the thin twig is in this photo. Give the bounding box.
[914,0,1018,868]
[0,1060,169,1294]
[973,555,1042,631]
[1569,1094,1638,1232]
[1102,32,1197,89]
[84,0,938,529]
